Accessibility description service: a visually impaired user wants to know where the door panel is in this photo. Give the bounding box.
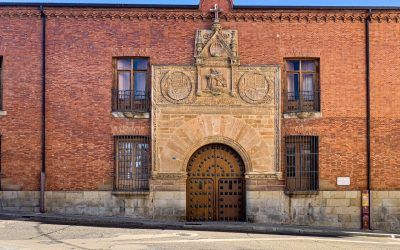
[187,178,214,221]
[217,178,245,221]
[187,144,245,221]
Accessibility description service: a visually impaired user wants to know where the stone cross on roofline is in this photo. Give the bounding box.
[210,4,222,23]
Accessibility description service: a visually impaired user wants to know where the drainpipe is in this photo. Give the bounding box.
[39,5,46,213]
[362,9,372,230]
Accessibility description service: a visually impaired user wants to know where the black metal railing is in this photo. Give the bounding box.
[112,89,150,113]
[285,91,320,113]
[285,135,319,192]
[114,135,150,192]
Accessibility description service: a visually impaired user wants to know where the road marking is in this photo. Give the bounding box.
[110,232,198,240]
[0,235,398,250]
[124,236,400,245]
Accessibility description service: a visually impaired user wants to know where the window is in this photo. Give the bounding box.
[0,57,3,110]
[284,59,320,113]
[112,58,150,112]
[285,136,319,192]
[114,135,150,191]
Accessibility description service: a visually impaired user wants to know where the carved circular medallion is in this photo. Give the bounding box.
[161,71,192,103]
[209,42,224,57]
[238,72,272,104]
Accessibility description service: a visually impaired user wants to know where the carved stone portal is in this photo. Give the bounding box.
[154,4,278,105]
[151,4,282,194]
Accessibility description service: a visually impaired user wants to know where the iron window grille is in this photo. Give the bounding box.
[114,135,151,192]
[284,59,320,113]
[285,136,319,192]
[112,57,150,113]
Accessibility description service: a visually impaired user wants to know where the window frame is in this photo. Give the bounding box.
[113,57,150,99]
[283,58,320,113]
[114,135,151,192]
[284,135,319,193]
[112,57,150,112]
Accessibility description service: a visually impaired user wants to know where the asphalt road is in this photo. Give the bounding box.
[0,219,399,250]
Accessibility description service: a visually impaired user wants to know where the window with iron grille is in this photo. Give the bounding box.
[0,57,3,110]
[114,135,150,191]
[284,59,320,113]
[285,136,319,192]
[112,57,150,113]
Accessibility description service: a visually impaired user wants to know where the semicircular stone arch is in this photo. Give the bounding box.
[156,115,273,174]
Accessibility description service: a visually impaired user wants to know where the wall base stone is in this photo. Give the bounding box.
[371,191,400,232]
[0,191,40,213]
[42,191,186,221]
[247,191,361,229]
[1,190,399,232]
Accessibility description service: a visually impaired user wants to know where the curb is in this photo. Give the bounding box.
[0,212,398,239]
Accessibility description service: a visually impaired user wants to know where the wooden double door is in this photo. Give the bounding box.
[187,144,245,221]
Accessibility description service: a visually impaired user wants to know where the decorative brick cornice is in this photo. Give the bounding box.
[371,13,400,23]
[1,7,400,23]
[44,9,371,23]
[226,12,368,23]
[0,8,40,18]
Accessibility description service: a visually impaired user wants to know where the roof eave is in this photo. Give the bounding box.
[0,2,400,11]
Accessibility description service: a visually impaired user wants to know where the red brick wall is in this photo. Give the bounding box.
[370,21,400,190]
[0,10,42,190]
[0,4,398,191]
[279,21,368,191]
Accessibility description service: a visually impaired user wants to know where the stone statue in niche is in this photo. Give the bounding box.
[193,4,238,97]
[206,69,227,95]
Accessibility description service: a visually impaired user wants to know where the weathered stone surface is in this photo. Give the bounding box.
[0,191,39,213]
[247,191,362,229]
[372,191,400,232]
[2,190,399,231]
[42,191,186,220]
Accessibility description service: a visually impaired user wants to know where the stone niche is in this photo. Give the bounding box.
[151,19,281,189]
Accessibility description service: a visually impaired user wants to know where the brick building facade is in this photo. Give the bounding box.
[0,0,399,231]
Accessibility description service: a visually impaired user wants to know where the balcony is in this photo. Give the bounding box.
[284,91,320,114]
[112,89,150,113]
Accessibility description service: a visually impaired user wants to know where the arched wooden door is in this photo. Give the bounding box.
[187,144,245,221]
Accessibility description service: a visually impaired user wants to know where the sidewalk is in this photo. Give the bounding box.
[0,211,398,238]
